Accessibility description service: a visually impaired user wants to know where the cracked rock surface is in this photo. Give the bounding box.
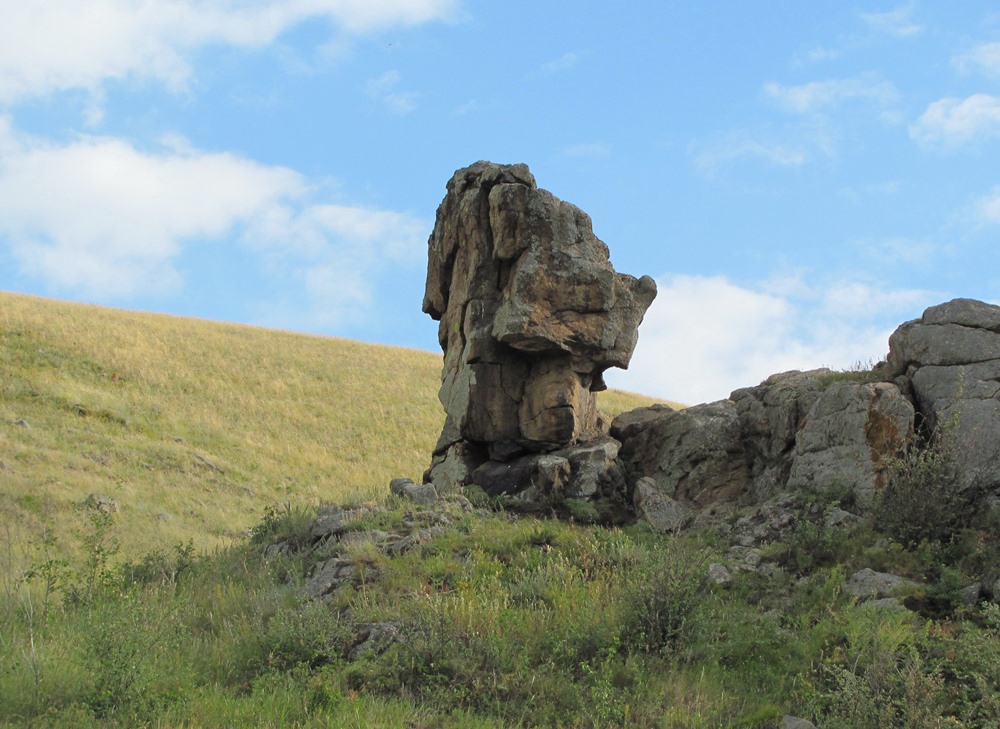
[422,161,656,497]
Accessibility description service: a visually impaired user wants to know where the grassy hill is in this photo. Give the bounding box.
[0,291,661,568]
[3,291,998,729]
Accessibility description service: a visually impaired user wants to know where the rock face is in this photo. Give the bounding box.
[787,381,914,506]
[887,298,1000,494]
[614,297,1000,522]
[615,370,914,510]
[422,161,656,499]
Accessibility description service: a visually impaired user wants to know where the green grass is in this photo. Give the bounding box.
[4,291,998,728]
[0,291,663,572]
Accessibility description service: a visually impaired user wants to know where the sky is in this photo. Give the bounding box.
[2,1,1000,405]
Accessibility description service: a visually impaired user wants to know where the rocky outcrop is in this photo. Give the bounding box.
[615,371,915,512]
[613,400,748,506]
[887,298,1000,494]
[422,161,656,502]
[614,297,1000,525]
[788,381,913,506]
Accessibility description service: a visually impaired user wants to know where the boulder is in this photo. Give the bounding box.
[633,476,692,532]
[614,399,749,505]
[886,298,1000,494]
[788,381,914,506]
[423,161,656,500]
[389,477,439,506]
[843,568,916,600]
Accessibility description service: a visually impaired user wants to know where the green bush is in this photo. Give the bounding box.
[875,421,975,548]
[621,540,708,654]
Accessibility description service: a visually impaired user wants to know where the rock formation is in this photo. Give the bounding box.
[615,297,1000,524]
[886,298,1000,494]
[422,161,656,504]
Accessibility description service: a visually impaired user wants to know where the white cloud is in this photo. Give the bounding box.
[691,131,809,174]
[365,70,419,114]
[561,142,612,159]
[954,42,1000,78]
[0,121,427,317]
[606,273,934,405]
[974,186,1000,224]
[0,0,459,106]
[910,94,1000,148]
[856,236,937,265]
[860,5,922,38]
[764,75,899,114]
[538,52,580,75]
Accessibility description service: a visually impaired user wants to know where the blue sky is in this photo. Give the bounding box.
[2,2,1000,404]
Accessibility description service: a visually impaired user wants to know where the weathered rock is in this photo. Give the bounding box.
[423,161,656,496]
[707,563,732,585]
[389,477,439,506]
[886,298,1000,494]
[782,716,818,729]
[843,568,916,600]
[386,527,445,557]
[349,622,402,661]
[554,436,628,500]
[311,506,371,540]
[304,557,359,600]
[84,493,119,514]
[731,369,829,497]
[614,400,749,505]
[788,381,914,506]
[633,476,691,532]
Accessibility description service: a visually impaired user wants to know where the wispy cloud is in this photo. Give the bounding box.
[606,272,935,404]
[974,186,1000,224]
[561,142,612,159]
[856,236,937,265]
[691,130,809,175]
[0,0,459,110]
[0,121,427,323]
[910,94,1000,148]
[953,41,1000,78]
[763,74,899,114]
[860,4,922,38]
[536,52,580,75]
[365,70,419,114]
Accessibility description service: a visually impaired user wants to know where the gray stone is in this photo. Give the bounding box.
[707,563,732,585]
[555,436,627,500]
[304,558,358,600]
[386,527,445,557]
[349,622,402,661]
[961,583,981,605]
[338,530,392,547]
[390,477,439,506]
[782,715,818,729]
[84,493,119,514]
[844,568,916,600]
[731,369,829,497]
[311,507,370,540]
[788,381,914,507]
[887,298,1000,495]
[825,507,862,528]
[633,476,691,532]
[614,399,749,505]
[980,573,1000,602]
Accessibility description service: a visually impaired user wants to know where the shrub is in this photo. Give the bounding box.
[874,419,975,548]
[621,539,708,654]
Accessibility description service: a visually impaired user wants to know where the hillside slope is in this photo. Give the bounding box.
[0,291,662,563]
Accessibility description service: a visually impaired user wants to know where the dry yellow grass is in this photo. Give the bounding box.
[1,291,665,566]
